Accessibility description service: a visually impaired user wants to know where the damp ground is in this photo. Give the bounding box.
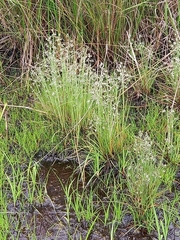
[5,157,180,240]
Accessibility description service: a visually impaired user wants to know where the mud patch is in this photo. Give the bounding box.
[6,162,180,240]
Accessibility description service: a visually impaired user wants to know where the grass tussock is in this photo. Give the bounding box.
[32,35,132,160]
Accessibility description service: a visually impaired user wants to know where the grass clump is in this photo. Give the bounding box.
[32,35,132,163]
[126,132,166,225]
[32,36,94,140]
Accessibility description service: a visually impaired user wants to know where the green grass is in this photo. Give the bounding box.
[1,35,180,238]
[31,35,180,238]
[0,97,63,238]
[32,38,94,141]
[153,199,178,240]
[1,0,180,239]
[0,154,9,239]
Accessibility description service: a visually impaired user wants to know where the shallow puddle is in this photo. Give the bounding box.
[30,162,78,239]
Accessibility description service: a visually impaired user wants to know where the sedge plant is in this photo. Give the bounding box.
[125,131,168,228]
[32,36,94,142]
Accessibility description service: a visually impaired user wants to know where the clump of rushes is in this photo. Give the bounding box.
[125,131,169,228]
[32,35,94,141]
[89,62,131,161]
[32,35,131,165]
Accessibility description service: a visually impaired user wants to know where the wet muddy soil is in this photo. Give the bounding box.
[7,160,180,240]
